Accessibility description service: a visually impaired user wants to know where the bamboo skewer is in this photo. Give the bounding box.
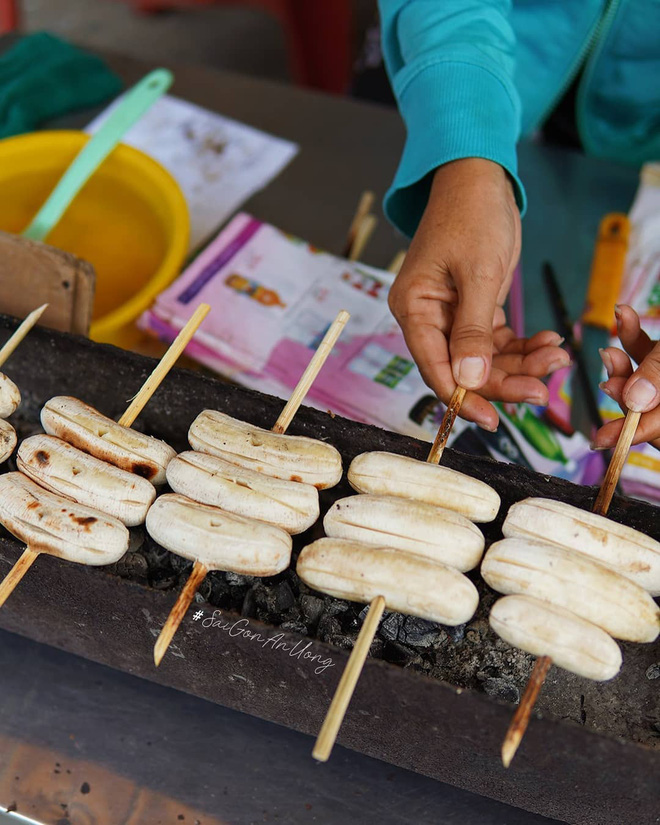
[342,191,375,258]
[347,214,378,262]
[0,304,48,368]
[0,548,39,610]
[387,250,407,275]
[153,309,351,666]
[313,386,468,761]
[0,303,210,608]
[272,310,350,433]
[312,596,386,762]
[119,303,210,427]
[427,387,467,464]
[500,407,641,767]
[153,560,208,665]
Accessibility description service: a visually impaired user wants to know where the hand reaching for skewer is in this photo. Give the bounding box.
[594,304,660,450]
[388,160,570,433]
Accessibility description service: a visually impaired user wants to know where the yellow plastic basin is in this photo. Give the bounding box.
[0,130,189,347]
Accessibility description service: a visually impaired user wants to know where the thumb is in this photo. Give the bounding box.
[622,341,660,413]
[449,270,499,389]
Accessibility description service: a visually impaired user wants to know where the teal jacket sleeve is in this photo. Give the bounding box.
[379,0,526,237]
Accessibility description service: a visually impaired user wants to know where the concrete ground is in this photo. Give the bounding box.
[19,0,376,84]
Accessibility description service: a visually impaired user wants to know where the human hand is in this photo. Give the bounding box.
[594,304,660,450]
[388,158,570,431]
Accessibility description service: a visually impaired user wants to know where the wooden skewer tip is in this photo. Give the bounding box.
[0,547,40,609]
[153,560,208,667]
[348,213,378,262]
[0,303,49,368]
[312,594,386,763]
[272,309,350,434]
[119,302,211,428]
[427,385,467,464]
[501,655,552,768]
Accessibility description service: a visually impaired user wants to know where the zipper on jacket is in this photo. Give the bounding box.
[575,0,622,152]
[533,0,620,132]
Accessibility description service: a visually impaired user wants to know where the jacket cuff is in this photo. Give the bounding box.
[384,60,526,238]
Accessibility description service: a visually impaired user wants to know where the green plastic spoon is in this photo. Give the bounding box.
[22,67,173,243]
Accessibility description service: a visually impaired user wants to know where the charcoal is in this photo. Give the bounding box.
[280,620,308,636]
[207,573,231,601]
[317,613,342,644]
[272,580,295,613]
[113,551,148,584]
[323,598,350,617]
[151,572,179,591]
[483,677,520,704]
[169,554,193,575]
[196,577,213,602]
[382,641,416,667]
[645,663,660,680]
[399,616,442,648]
[299,594,325,627]
[281,604,302,625]
[241,586,257,618]
[225,571,255,586]
[476,666,501,682]
[445,623,466,644]
[369,637,385,658]
[379,612,404,642]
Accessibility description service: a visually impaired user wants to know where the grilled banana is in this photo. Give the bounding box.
[324,494,485,571]
[17,434,156,526]
[0,372,20,419]
[503,497,660,595]
[347,451,500,522]
[146,493,292,576]
[41,396,176,485]
[0,419,16,464]
[489,595,622,681]
[297,538,479,625]
[166,450,319,535]
[482,537,660,643]
[188,410,342,489]
[0,472,128,565]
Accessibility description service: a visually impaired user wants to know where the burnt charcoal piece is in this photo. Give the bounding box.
[169,554,194,575]
[399,616,442,648]
[317,613,342,644]
[280,620,308,636]
[299,594,325,629]
[382,640,415,668]
[113,551,149,584]
[225,571,255,586]
[379,612,403,642]
[482,677,520,704]
[646,663,660,680]
[445,623,466,644]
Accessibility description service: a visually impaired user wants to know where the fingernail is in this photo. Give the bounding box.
[590,442,609,451]
[599,348,614,377]
[614,305,622,325]
[547,358,570,373]
[625,378,659,412]
[457,356,486,388]
[523,396,546,405]
[479,422,498,433]
[599,382,613,398]
[556,336,565,346]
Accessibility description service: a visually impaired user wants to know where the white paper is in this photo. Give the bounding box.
[86,94,299,251]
